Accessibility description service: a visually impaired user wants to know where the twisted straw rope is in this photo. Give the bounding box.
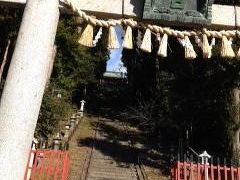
[64,0,239,39]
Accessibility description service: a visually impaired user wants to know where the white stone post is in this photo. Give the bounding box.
[0,0,59,179]
[26,139,38,180]
[199,151,211,180]
[64,123,71,138]
[53,133,62,150]
[70,118,76,130]
[80,99,86,112]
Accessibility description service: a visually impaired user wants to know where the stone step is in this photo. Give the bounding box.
[89,170,136,176]
[88,168,136,176]
[89,165,133,172]
[90,158,120,164]
[87,177,134,180]
[89,161,130,168]
[91,155,115,160]
[90,161,130,166]
[87,176,138,180]
[87,171,138,180]
[88,172,135,178]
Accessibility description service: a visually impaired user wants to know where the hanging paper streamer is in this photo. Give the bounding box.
[157,33,161,42]
[237,48,240,59]
[202,34,212,59]
[178,38,185,47]
[78,24,94,47]
[210,38,216,46]
[123,26,133,49]
[157,33,168,57]
[140,28,152,53]
[237,47,240,59]
[220,35,235,58]
[65,0,240,59]
[93,27,103,47]
[108,26,119,49]
[184,36,197,60]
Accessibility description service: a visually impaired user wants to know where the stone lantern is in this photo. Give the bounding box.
[64,123,71,138]
[76,112,80,119]
[31,137,39,150]
[53,133,61,150]
[57,92,62,99]
[77,110,83,118]
[143,0,214,26]
[70,117,76,130]
[199,150,211,180]
[72,114,79,125]
[199,150,211,165]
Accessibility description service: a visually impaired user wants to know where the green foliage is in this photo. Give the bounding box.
[52,16,109,90]
[0,8,23,89]
[36,16,109,138]
[35,87,73,138]
[0,11,109,139]
[0,7,23,41]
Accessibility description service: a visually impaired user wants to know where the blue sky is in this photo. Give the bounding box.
[106,26,127,73]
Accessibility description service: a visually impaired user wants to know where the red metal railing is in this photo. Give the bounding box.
[171,161,240,180]
[24,149,70,180]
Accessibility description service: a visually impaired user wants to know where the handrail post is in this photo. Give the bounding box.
[62,152,70,180]
[177,153,180,180]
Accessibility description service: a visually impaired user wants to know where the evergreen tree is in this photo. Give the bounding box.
[122,30,240,161]
[36,16,109,138]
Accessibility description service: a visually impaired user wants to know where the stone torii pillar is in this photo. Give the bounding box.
[0,0,59,179]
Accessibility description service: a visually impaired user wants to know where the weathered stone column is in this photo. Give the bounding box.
[0,0,59,179]
[232,88,240,162]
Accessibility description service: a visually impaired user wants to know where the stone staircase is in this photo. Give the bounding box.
[86,147,138,180]
[68,116,98,180]
[85,119,139,180]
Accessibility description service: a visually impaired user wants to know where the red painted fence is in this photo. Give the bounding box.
[171,161,240,180]
[24,149,70,180]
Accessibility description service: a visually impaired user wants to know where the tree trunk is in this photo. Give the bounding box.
[231,88,240,162]
[0,0,59,179]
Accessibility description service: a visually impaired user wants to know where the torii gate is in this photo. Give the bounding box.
[0,0,239,179]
